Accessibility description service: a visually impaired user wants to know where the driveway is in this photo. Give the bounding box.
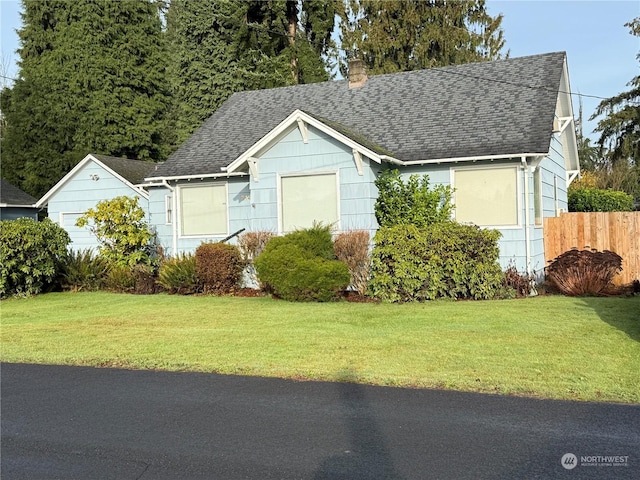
[1,363,638,479]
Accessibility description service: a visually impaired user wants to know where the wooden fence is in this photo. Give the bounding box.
[544,212,640,285]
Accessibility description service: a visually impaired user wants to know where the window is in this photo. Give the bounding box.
[534,168,542,226]
[180,184,227,236]
[280,173,338,232]
[453,167,519,226]
[165,195,173,225]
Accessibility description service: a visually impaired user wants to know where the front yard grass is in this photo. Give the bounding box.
[1,292,638,403]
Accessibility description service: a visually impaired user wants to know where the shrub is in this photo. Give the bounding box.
[545,248,623,296]
[104,265,136,293]
[75,196,156,267]
[502,262,536,298]
[195,242,244,294]
[157,253,199,294]
[59,249,110,292]
[334,230,371,295]
[568,187,634,212]
[368,223,504,302]
[132,264,158,295]
[238,231,274,288]
[374,169,453,227]
[0,218,70,297]
[255,224,350,302]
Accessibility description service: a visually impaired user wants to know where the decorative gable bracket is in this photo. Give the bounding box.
[297,118,308,144]
[248,157,259,182]
[553,116,573,134]
[353,149,364,176]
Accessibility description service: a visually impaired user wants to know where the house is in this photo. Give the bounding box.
[141,53,579,274]
[0,179,39,221]
[36,154,157,251]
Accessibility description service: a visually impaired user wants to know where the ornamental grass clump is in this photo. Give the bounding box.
[58,248,110,292]
[545,248,623,296]
[157,253,199,295]
[238,231,274,288]
[334,230,371,295]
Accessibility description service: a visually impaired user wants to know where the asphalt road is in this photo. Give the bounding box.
[1,363,638,479]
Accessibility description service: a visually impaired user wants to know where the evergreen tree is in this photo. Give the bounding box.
[166,0,335,144]
[591,17,639,169]
[339,0,505,75]
[1,0,170,198]
[588,17,640,199]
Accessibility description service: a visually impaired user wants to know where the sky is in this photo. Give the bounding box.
[1,0,638,141]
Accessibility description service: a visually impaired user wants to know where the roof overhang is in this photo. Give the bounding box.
[225,109,395,174]
[382,152,549,166]
[556,58,580,182]
[0,203,38,208]
[36,153,150,208]
[143,171,248,184]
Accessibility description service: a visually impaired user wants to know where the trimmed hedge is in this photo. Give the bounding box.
[195,242,244,294]
[255,225,350,302]
[368,223,504,302]
[0,218,70,297]
[568,187,634,212]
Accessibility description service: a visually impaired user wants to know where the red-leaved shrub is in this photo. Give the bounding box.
[545,248,623,296]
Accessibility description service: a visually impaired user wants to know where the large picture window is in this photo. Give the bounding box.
[280,173,338,232]
[453,167,519,226]
[180,184,227,236]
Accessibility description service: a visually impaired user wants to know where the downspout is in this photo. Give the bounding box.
[159,179,177,256]
[521,156,531,274]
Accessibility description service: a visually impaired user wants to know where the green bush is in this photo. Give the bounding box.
[75,196,156,267]
[157,253,199,294]
[195,242,244,294]
[255,225,350,302]
[374,169,453,227]
[568,187,634,212]
[0,218,70,297]
[59,249,110,292]
[368,223,504,302]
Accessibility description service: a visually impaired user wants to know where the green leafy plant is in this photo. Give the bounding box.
[374,169,453,227]
[334,230,371,295]
[568,187,634,212]
[76,196,156,267]
[58,248,110,292]
[0,218,70,297]
[368,223,504,302]
[103,265,136,293]
[157,253,199,295]
[255,224,350,302]
[545,248,623,296]
[195,242,244,294]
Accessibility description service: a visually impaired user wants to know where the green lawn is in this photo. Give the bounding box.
[1,292,638,403]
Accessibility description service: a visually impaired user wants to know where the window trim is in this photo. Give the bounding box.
[450,165,522,229]
[177,182,229,238]
[277,170,340,234]
[165,195,173,225]
[534,168,543,227]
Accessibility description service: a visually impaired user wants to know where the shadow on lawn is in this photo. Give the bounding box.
[313,370,403,480]
[579,296,640,342]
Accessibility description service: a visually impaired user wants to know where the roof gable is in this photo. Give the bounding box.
[0,179,38,207]
[151,52,568,179]
[36,154,154,207]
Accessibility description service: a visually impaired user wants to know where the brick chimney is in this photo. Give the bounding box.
[348,59,367,89]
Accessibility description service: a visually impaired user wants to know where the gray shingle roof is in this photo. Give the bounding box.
[92,155,158,185]
[151,52,566,178]
[0,179,38,206]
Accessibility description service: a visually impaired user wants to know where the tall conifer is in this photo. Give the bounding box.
[1,0,170,198]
